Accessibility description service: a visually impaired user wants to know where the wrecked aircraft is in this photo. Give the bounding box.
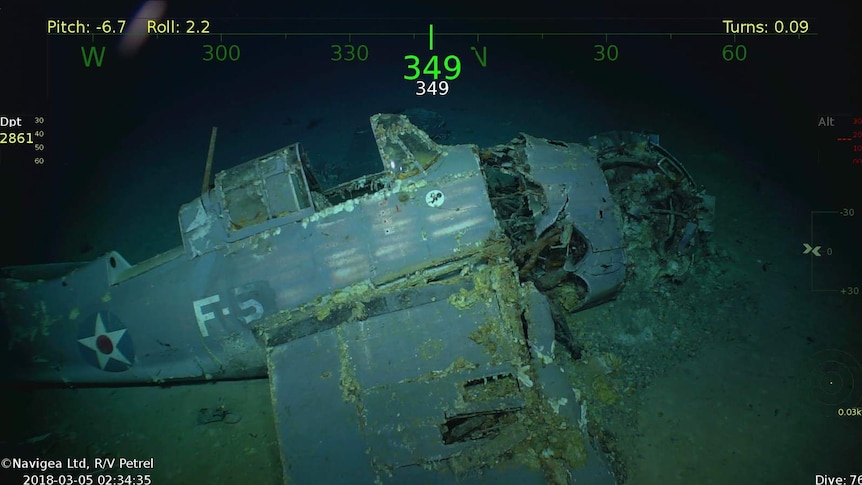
[0,113,714,483]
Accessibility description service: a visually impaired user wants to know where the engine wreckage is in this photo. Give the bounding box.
[0,113,715,483]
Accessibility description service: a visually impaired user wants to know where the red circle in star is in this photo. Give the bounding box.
[96,335,114,354]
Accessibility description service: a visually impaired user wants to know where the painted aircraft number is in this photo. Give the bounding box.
[192,286,265,337]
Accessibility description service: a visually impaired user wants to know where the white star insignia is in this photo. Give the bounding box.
[78,313,131,370]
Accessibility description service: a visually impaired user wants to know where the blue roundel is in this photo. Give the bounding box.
[77,311,135,372]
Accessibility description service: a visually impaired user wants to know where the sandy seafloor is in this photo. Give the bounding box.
[2,24,859,484]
